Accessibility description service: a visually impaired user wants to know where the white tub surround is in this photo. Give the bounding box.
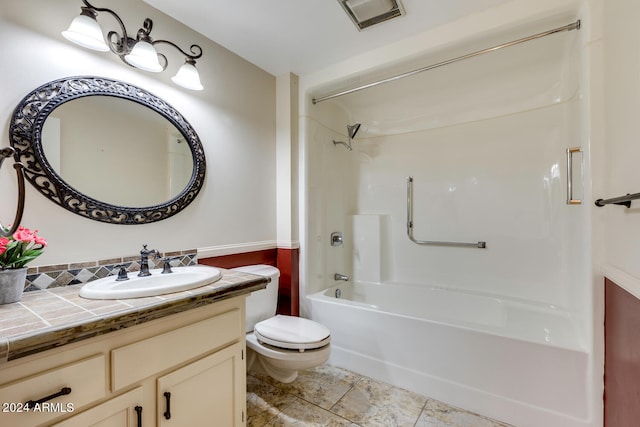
[302,4,596,427]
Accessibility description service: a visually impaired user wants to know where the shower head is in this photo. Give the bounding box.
[347,123,361,140]
[332,123,361,151]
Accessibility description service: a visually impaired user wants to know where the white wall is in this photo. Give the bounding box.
[0,0,276,265]
[276,73,300,249]
[600,0,640,296]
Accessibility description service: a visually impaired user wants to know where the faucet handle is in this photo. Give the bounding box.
[140,244,161,260]
[114,264,129,281]
[160,257,179,274]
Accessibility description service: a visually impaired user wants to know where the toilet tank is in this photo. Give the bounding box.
[231,265,280,332]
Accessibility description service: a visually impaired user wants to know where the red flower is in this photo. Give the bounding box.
[0,237,8,255]
[13,226,36,243]
[0,225,47,270]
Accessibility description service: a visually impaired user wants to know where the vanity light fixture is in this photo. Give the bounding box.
[337,0,405,31]
[62,0,204,91]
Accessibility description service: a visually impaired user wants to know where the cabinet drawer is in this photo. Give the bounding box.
[51,387,143,427]
[112,308,241,391]
[0,354,106,426]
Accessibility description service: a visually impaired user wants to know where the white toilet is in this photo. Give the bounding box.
[233,265,331,383]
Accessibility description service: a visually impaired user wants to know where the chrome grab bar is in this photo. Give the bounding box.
[0,147,26,237]
[406,176,486,249]
[566,147,582,205]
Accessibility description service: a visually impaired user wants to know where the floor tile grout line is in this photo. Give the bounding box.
[247,373,288,427]
[263,394,298,427]
[413,397,431,427]
[334,374,429,427]
[328,375,364,413]
[249,371,365,426]
[296,394,361,426]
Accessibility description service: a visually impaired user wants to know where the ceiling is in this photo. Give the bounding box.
[142,0,514,76]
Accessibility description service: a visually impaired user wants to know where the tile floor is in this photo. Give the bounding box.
[247,364,513,427]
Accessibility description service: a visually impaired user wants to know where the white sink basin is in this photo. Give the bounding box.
[79,265,222,300]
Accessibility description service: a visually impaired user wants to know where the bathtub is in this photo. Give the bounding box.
[307,281,591,427]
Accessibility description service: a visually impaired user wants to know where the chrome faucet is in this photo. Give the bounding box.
[139,244,160,277]
[334,273,349,281]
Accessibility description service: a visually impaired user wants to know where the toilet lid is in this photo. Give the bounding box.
[254,315,331,351]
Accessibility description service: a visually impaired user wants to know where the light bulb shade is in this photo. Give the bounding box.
[171,61,204,91]
[124,41,163,72]
[62,14,109,52]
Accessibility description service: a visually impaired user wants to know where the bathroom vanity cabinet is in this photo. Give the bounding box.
[0,296,248,427]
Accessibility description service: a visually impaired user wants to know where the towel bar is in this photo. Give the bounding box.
[595,193,640,208]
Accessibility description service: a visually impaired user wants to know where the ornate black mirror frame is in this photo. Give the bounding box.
[9,76,206,225]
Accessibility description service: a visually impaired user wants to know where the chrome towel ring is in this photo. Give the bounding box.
[0,147,25,237]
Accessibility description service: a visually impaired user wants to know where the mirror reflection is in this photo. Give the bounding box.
[10,76,206,225]
[42,97,193,208]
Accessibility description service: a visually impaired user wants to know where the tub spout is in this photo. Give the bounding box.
[334,273,349,281]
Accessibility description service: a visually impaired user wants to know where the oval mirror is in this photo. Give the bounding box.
[9,76,206,224]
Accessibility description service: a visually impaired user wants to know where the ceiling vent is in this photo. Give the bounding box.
[338,0,405,31]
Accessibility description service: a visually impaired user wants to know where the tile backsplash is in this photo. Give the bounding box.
[24,249,198,292]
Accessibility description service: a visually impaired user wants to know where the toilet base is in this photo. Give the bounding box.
[246,349,299,383]
[246,332,331,383]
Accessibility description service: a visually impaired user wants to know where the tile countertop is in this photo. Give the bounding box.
[0,268,268,365]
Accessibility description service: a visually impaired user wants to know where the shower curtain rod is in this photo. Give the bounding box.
[312,19,581,105]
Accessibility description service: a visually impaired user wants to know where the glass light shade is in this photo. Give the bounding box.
[171,61,204,91]
[124,41,163,72]
[62,14,109,52]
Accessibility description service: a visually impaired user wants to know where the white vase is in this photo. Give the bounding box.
[0,267,28,304]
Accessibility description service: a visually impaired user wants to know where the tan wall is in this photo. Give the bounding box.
[0,0,276,264]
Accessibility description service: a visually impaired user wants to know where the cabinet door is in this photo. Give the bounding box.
[157,343,245,426]
[52,387,144,427]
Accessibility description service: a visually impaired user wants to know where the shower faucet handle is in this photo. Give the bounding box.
[331,232,343,246]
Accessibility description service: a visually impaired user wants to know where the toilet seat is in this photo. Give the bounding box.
[254,315,330,351]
